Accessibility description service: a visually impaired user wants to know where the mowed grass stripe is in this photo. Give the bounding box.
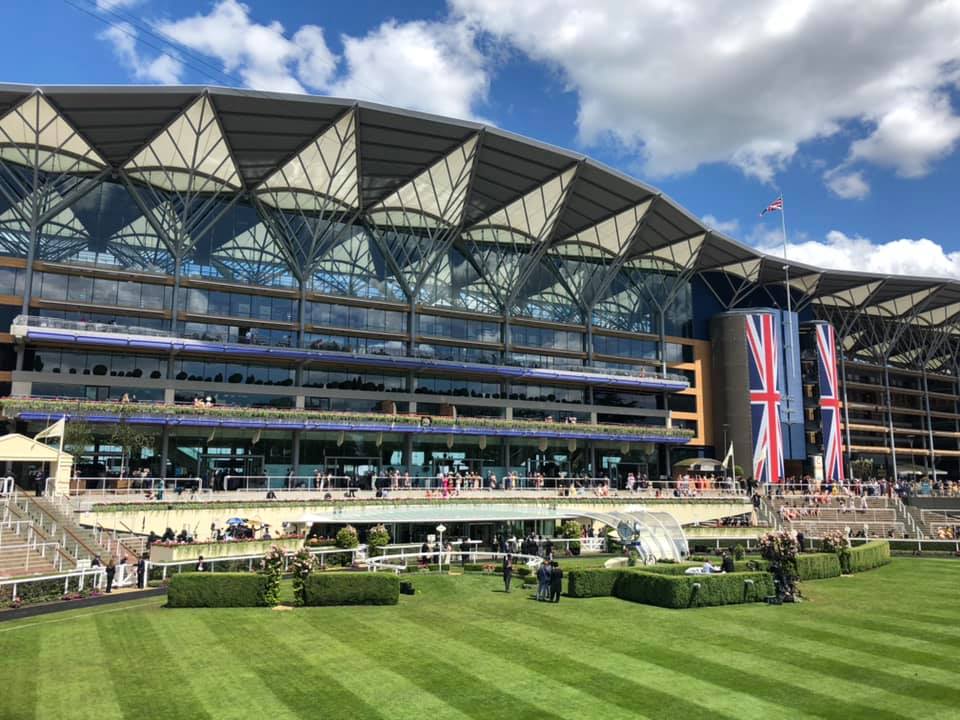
[346,599,698,720]
[401,600,777,720]
[335,613,572,720]
[93,609,215,720]
[0,621,41,720]
[748,612,960,659]
[280,611,474,720]
[457,597,908,720]
[148,610,302,720]
[535,603,955,714]
[198,611,391,719]
[34,615,125,720]
[722,614,950,671]
[701,625,960,709]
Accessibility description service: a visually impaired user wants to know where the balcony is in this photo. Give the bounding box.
[1,397,695,444]
[11,315,690,392]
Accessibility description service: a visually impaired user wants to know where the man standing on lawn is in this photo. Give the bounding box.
[537,560,551,600]
[550,561,563,603]
[502,553,513,593]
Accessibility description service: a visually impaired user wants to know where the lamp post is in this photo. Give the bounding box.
[436,524,446,573]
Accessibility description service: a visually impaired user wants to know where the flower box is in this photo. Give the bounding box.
[147,537,304,563]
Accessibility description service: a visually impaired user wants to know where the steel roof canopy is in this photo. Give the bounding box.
[0,82,956,313]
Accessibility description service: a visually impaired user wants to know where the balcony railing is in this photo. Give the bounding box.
[11,315,690,390]
[1,397,695,444]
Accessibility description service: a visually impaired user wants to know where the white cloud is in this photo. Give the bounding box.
[156,0,310,93]
[329,20,489,119]
[452,0,960,182]
[100,23,183,85]
[824,169,870,200]
[105,1,491,119]
[701,214,740,235]
[756,230,960,278]
[96,0,139,9]
[849,92,960,178]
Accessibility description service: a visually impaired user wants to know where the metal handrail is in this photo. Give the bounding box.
[12,313,688,384]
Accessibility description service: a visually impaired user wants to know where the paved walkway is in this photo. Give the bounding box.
[0,586,166,624]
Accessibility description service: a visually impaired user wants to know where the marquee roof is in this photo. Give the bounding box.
[0,83,953,320]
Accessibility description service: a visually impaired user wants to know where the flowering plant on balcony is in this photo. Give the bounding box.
[1,397,695,442]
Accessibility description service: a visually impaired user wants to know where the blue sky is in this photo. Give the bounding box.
[4,0,960,276]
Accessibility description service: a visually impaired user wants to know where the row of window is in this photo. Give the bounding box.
[512,325,582,352]
[180,287,296,323]
[32,272,172,311]
[418,314,500,343]
[593,335,690,363]
[307,301,408,334]
[174,360,294,386]
[303,370,406,393]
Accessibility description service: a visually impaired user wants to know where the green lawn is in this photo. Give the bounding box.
[2,558,958,720]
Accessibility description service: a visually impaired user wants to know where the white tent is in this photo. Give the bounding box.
[0,433,74,495]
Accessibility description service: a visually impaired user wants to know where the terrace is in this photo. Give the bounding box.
[11,315,690,392]
[0,397,695,444]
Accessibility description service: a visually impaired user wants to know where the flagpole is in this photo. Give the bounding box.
[779,195,796,432]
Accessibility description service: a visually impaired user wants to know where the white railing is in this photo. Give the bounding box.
[66,477,204,497]
[67,474,747,500]
[0,541,66,573]
[365,550,544,574]
[144,544,365,581]
[0,567,105,603]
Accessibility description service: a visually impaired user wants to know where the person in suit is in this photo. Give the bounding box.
[136,553,147,589]
[105,557,117,593]
[536,560,551,601]
[549,561,563,603]
[502,554,513,593]
[720,550,735,573]
[460,538,470,566]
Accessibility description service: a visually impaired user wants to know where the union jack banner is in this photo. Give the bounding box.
[760,196,783,216]
[746,314,784,485]
[815,323,844,482]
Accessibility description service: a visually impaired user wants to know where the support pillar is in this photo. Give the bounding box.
[160,425,170,479]
[292,430,301,480]
[882,364,899,482]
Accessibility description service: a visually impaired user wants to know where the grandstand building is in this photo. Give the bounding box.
[0,84,955,487]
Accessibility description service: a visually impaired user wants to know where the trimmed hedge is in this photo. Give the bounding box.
[303,572,399,606]
[167,573,270,608]
[616,571,774,608]
[848,540,891,573]
[567,568,773,608]
[796,553,842,580]
[567,569,623,598]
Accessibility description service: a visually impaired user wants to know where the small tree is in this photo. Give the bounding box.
[820,529,851,573]
[559,520,582,539]
[63,420,94,460]
[260,545,285,606]
[110,407,156,476]
[367,524,391,555]
[290,548,315,605]
[335,525,359,549]
[759,531,800,602]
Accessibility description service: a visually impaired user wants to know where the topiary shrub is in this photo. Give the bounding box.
[559,520,582,539]
[566,568,774,607]
[303,572,399,606]
[733,544,745,560]
[615,571,774,608]
[167,573,270,607]
[848,540,891,573]
[260,545,285,606]
[335,525,359,549]
[367,524,391,555]
[291,549,316,606]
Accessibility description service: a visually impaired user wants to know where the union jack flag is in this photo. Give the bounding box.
[746,314,784,485]
[760,196,783,216]
[815,323,844,482]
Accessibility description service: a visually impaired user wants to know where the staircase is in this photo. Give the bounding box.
[5,490,140,565]
[1,500,73,577]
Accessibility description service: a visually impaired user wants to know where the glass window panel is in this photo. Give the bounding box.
[140,283,163,310]
[67,275,93,303]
